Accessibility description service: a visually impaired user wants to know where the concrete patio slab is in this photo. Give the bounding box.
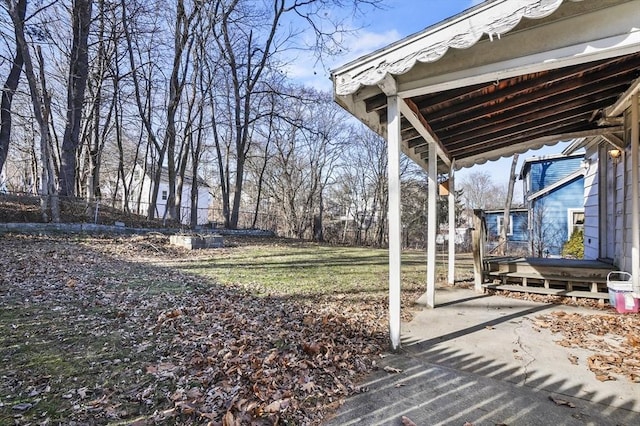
[325,287,640,426]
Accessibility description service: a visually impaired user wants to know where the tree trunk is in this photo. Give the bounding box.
[499,154,519,256]
[59,0,93,197]
[7,0,59,221]
[0,0,26,174]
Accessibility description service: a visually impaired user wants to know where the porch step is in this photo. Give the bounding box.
[483,283,610,302]
[488,271,608,293]
[489,257,614,279]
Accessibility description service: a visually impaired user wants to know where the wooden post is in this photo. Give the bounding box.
[426,140,437,308]
[387,94,402,351]
[472,209,486,292]
[448,160,456,285]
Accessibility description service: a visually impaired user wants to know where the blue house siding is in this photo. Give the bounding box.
[530,176,584,255]
[485,210,528,242]
[522,153,585,257]
[521,154,584,192]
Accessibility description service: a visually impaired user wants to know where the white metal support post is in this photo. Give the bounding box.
[387,94,402,350]
[426,140,437,308]
[448,160,456,285]
[631,92,639,295]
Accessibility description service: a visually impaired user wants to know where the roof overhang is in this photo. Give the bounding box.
[331,0,640,172]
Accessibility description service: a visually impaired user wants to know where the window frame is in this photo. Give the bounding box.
[567,208,585,239]
[497,214,514,237]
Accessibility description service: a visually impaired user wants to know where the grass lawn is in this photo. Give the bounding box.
[168,240,475,297]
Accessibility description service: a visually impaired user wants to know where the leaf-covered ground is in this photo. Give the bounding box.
[3,233,637,425]
[0,234,439,425]
[534,311,640,383]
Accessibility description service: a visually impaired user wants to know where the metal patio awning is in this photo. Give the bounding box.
[332,0,640,171]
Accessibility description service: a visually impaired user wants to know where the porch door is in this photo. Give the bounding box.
[599,146,616,260]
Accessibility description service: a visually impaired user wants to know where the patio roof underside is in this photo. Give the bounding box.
[360,50,640,172]
[332,0,640,173]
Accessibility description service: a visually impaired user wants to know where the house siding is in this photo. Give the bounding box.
[530,178,584,255]
[523,154,585,257]
[583,147,599,260]
[127,165,212,226]
[526,156,584,192]
[485,210,528,242]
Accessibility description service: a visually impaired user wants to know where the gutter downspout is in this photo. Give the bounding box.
[631,92,640,296]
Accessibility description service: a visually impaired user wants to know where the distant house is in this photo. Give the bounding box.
[127,164,212,226]
[519,153,585,257]
[484,208,528,253]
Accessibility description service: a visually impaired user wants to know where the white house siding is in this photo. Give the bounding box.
[151,183,211,225]
[583,147,599,260]
[615,109,638,273]
[127,166,212,226]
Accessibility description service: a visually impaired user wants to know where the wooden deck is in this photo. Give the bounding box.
[484,257,616,302]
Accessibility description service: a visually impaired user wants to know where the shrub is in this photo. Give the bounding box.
[562,228,584,259]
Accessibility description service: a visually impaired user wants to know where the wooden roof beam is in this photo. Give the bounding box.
[421,56,640,126]
[440,88,622,141]
[417,55,635,117]
[443,99,614,149]
[430,67,637,130]
[400,98,451,167]
[604,74,640,117]
[602,134,625,152]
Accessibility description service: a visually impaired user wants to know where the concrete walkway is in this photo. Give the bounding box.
[325,287,640,426]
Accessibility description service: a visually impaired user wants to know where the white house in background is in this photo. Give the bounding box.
[127,164,212,226]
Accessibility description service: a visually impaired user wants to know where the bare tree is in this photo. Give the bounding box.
[208,0,382,229]
[459,170,507,211]
[58,0,93,197]
[334,126,388,246]
[5,0,59,220]
[0,0,25,174]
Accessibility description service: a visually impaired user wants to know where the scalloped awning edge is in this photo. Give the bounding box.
[334,0,570,96]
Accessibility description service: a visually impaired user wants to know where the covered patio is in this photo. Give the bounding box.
[331,0,640,349]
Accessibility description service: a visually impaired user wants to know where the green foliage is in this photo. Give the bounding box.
[562,228,584,259]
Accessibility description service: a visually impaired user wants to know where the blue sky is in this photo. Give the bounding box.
[287,0,575,192]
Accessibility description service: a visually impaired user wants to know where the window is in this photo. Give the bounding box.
[161,190,168,201]
[497,215,513,236]
[567,208,584,238]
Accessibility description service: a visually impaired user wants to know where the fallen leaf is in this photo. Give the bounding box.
[626,334,640,347]
[222,411,235,426]
[12,402,32,411]
[383,366,402,373]
[302,342,321,355]
[301,382,316,393]
[549,395,576,408]
[401,416,418,426]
